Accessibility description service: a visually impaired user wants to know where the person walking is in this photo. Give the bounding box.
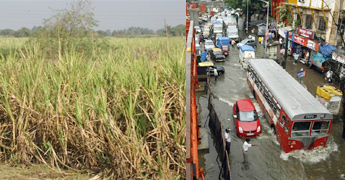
[213,68,218,81]
[242,139,258,163]
[231,39,236,48]
[224,128,231,155]
[326,69,333,84]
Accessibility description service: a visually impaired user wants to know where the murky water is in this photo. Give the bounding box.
[198,17,345,180]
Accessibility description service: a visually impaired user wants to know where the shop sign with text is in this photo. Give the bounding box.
[293,35,307,46]
[307,40,319,51]
[297,28,314,39]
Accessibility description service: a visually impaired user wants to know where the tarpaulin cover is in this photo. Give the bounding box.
[239,45,255,52]
[316,85,342,101]
[312,52,326,63]
[201,51,208,61]
[217,37,230,48]
[319,44,336,57]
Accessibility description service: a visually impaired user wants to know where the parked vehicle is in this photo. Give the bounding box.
[204,40,215,51]
[194,26,202,33]
[202,16,208,22]
[207,65,225,76]
[210,48,226,62]
[224,16,237,28]
[239,45,255,69]
[212,33,223,44]
[203,25,211,39]
[195,39,201,58]
[237,38,256,48]
[247,59,333,153]
[217,37,230,56]
[257,23,267,37]
[227,27,239,42]
[233,99,262,138]
[212,20,223,35]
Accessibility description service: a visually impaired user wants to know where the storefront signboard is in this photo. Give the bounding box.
[293,34,307,46]
[297,28,314,39]
[307,40,319,52]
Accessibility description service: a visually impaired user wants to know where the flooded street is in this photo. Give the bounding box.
[199,17,345,180]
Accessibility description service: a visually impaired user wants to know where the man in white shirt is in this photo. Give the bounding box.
[224,128,231,155]
[242,139,258,163]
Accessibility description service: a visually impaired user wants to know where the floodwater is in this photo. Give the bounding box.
[198,17,345,180]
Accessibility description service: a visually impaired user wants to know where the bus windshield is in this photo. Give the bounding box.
[311,120,330,135]
[291,121,311,137]
[239,111,258,122]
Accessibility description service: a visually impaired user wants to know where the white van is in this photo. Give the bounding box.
[227,28,239,42]
[239,45,255,69]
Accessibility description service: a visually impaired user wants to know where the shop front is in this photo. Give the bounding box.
[331,50,345,82]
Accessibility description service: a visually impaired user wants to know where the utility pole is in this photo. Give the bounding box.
[283,31,288,69]
[265,0,269,52]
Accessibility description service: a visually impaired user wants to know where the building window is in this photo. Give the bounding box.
[305,15,312,29]
[318,17,326,31]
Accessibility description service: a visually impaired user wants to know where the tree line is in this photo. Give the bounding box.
[0,24,186,37]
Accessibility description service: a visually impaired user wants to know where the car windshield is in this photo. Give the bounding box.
[214,27,222,31]
[239,111,258,122]
[213,51,222,55]
[205,41,213,46]
[240,39,248,44]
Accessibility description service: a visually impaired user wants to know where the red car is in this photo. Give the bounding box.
[233,99,261,138]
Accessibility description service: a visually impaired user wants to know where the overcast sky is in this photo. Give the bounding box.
[0,0,185,31]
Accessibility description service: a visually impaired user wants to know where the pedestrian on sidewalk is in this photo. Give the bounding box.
[225,128,231,155]
[214,68,218,81]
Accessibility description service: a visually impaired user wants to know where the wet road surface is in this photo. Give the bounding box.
[198,16,345,180]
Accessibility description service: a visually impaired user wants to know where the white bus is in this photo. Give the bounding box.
[247,59,333,153]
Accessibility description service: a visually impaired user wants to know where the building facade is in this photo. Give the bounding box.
[272,0,345,46]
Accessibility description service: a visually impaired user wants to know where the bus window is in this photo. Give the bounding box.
[281,115,289,134]
[311,121,330,135]
[291,122,311,137]
[275,104,281,118]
